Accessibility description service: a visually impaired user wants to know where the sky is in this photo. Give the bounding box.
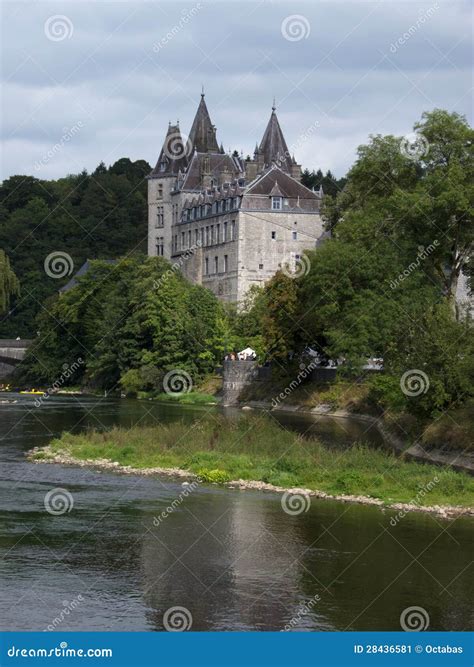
[1,0,472,180]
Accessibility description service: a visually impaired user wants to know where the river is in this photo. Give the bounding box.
[0,393,472,631]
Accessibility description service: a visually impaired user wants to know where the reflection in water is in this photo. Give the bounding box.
[0,394,472,631]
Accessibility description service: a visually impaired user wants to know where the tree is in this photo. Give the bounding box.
[0,250,19,315]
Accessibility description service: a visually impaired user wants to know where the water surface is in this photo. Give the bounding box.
[0,394,472,631]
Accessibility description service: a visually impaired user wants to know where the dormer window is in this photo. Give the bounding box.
[272,196,282,210]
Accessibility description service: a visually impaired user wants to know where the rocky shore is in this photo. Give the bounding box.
[28,445,473,520]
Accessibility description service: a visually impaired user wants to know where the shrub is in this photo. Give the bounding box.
[197,468,231,484]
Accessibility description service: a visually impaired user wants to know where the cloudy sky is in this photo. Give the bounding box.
[1,0,472,180]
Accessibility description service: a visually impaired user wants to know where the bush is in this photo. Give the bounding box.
[197,468,231,484]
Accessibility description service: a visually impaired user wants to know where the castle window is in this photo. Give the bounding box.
[181,231,185,249]
[292,231,297,240]
[224,221,228,242]
[206,226,209,246]
[220,200,225,213]
[210,225,214,244]
[271,231,276,240]
[195,229,199,245]
[157,184,163,199]
[230,220,236,241]
[159,161,167,172]
[188,230,192,247]
[216,224,220,243]
[190,208,195,220]
[205,257,209,275]
[201,228,205,246]
[224,255,228,272]
[272,196,282,210]
[232,197,238,209]
[212,202,218,214]
[156,237,164,256]
[214,256,218,274]
[259,263,264,270]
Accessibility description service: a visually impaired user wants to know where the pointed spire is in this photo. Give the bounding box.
[258,105,292,173]
[151,123,189,176]
[189,91,219,153]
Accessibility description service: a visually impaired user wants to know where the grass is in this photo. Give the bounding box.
[39,414,474,507]
[239,378,373,413]
[422,400,474,453]
[153,391,218,405]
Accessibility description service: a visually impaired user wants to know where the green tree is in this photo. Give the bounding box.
[0,250,19,314]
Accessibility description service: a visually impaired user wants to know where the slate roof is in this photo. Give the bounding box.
[258,107,293,173]
[150,124,189,177]
[59,259,117,293]
[188,94,220,153]
[180,152,242,191]
[243,166,321,201]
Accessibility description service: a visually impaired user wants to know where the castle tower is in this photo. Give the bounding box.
[188,92,220,153]
[258,104,298,176]
[147,123,188,259]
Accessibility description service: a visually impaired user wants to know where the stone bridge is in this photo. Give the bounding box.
[0,339,33,379]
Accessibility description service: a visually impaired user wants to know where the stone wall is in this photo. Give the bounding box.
[222,360,259,406]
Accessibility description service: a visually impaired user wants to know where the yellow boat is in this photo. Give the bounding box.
[20,389,45,395]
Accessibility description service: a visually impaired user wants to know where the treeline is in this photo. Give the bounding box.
[11,109,474,421]
[0,158,150,338]
[236,109,474,419]
[17,256,227,392]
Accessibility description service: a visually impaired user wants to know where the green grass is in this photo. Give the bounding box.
[153,391,218,405]
[40,415,474,507]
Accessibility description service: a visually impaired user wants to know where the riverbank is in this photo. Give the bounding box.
[28,414,474,517]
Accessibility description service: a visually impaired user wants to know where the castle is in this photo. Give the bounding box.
[147,93,325,303]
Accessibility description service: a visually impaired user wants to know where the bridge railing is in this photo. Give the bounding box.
[0,339,34,348]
